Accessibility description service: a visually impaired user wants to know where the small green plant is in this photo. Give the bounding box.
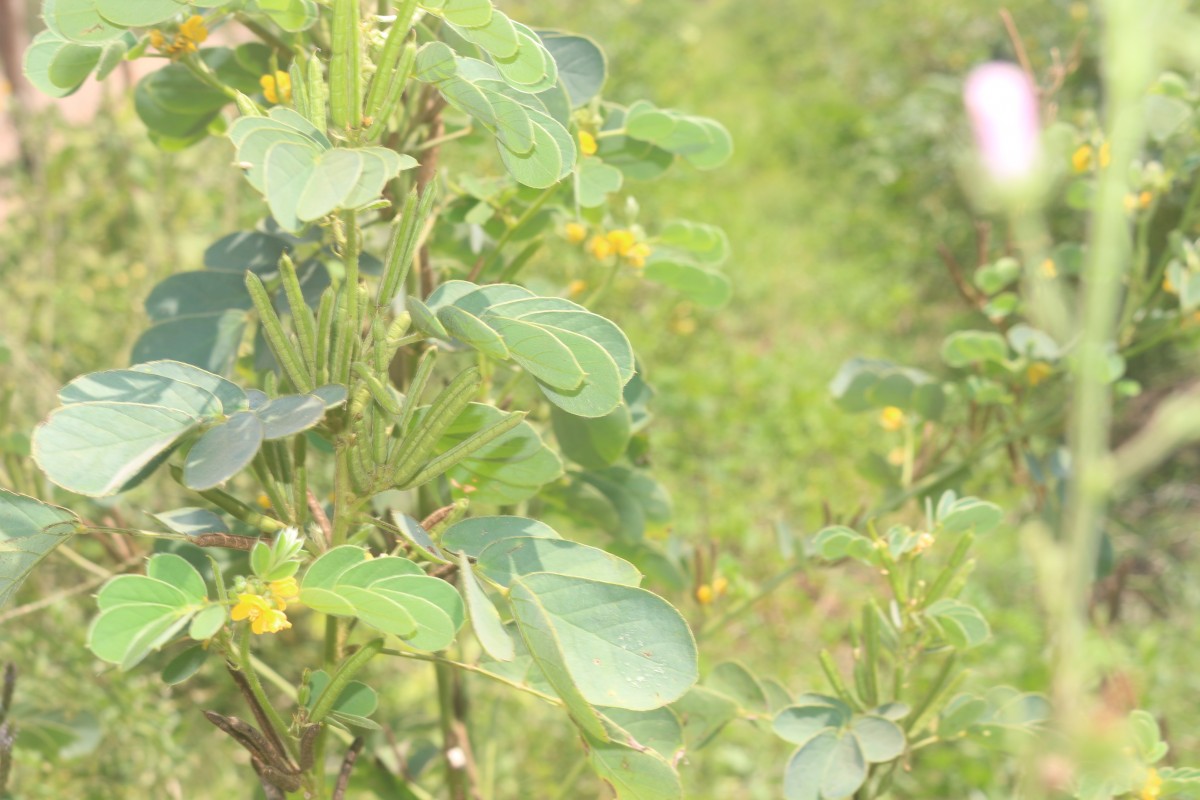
[8,1,733,797]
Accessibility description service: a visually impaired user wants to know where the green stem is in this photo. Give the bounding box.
[436,660,470,800]
[238,625,298,760]
[478,186,557,279]
[1055,0,1152,732]
[310,639,384,723]
[551,758,589,800]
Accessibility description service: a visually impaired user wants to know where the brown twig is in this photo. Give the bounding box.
[332,737,366,800]
[937,244,989,313]
[192,532,261,552]
[419,503,457,531]
[999,9,1035,86]
[226,665,291,766]
[308,489,334,548]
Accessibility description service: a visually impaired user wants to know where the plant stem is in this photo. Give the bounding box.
[239,626,299,760]
[1055,0,1153,732]
[436,660,471,800]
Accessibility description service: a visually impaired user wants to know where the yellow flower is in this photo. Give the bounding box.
[1164,275,1177,294]
[269,577,299,600]
[232,592,291,635]
[695,584,714,605]
[1140,767,1163,800]
[886,447,905,466]
[879,406,906,432]
[251,606,291,635]
[1027,361,1053,386]
[626,242,652,269]
[179,15,209,46]
[578,130,598,156]
[148,29,167,51]
[670,316,697,335]
[567,279,588,297]
[912,532,936,555]
[711,576,729,597]
[256,494,272,510]
[1041,259,1057,279]
[587,235,614,260]
[261,70,292,105]
[564,222,587,244]
[231,593,271,623]
[606,229,637,257]
[1139,190,1153,209]
[152,15,209,58]
[1071,144,1094,173]
[1099,141,1111,167]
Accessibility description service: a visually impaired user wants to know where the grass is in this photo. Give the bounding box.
[2,1,1196,798]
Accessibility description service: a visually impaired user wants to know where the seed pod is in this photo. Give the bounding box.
[280,254,318,382]
[307,53,328,131]
[329,0,362,130]
[364,0,417,121]
[245,272,314,392]
[390,367,481,486]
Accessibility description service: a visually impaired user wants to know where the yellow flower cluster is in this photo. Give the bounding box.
[1123,191,1153,213]
[695,576,729,605]
[1140,767,1162,800]
[149,15,208,58]
[1041,259,1058,279]
[578,130,598,156]
[1026,361,1053,386]
[584,229,652,267]
[879,406,906,432]
[261,70,292,105]
[1071,141,1110,173]
[231,578,299,635]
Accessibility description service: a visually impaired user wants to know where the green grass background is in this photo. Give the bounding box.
[3,1,1196,797]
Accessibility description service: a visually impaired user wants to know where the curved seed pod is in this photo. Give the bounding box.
[364,0,417,121]
[351,363,401,416]
[246,272,314,392]
[315,287,337,385]
[390,367,481,486]
[368,36,416,141]
[330,0,362,130]
[399,410,526,489]
[307,54,327,131]
[280,254,318,381]
[378,186,435,307]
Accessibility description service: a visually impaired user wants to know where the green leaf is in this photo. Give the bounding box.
[810,526,874,562]
[477,537,641,587]
[575,156,624,208]
[484,316,584,390]
[441,0,492,27]
[372,574,464,651]
[938,497,1003,534]
[508,572,697,710]
[131,310,248,375]
[587,736,682,800]
[459,553,515,661]
[498,120,564,189]
[47,43,101,90]
[437,306,511,359]
[941,330,1010,369]
[94,0,184,27]
[571,466,672,543]
[33,402,199,497]
[189,605,227,640]
[0,491,81,607]
[296,149,364,221]
[643,256,732,307]
[441,515,561,558]
[658,220,730,265]
[148,553,208,603]
[162,645,209,685]
[538,32,606,107]
[52,0,126,44]
[255,394,327,439]
[551,403,631,469]
[599,707,684,759]
[264,139,321,233]
[182,411,265,490]
[494,28,556,90]
[849,715,905,762]
[390,513,447,563]
[204,230,291,275]
[782,728,867,800]
[669,686,738,749]
[143,272,253,323]
[773,697,851,746]
[706,661,769,714]
[59,369,223,418]
[450,11,519,58]
[23,31,84,99]
[925,599,991,648]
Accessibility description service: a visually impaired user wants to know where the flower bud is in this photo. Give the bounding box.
[964,62,1041,184]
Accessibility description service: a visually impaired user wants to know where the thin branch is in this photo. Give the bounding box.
[999,9,1035,85]
[192,532,260,552]
[0,554,142,626]
[332,737,365,800]
[308,489,334,548]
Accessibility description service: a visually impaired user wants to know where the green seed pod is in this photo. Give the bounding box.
[307,54,328,131]
[369,36,416,141]
[330,0,362,131]
[289,58,310,120]
[314,286,337,385]
[399,410,526,490]
[391,367,481,486]
[234,91,264,117]
[245,272,314,392]
[280,254,319,382]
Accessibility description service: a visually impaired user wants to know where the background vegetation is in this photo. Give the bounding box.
[2,0,1196,797]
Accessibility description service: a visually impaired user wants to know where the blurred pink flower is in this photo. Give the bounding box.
[964,62,1040,183]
